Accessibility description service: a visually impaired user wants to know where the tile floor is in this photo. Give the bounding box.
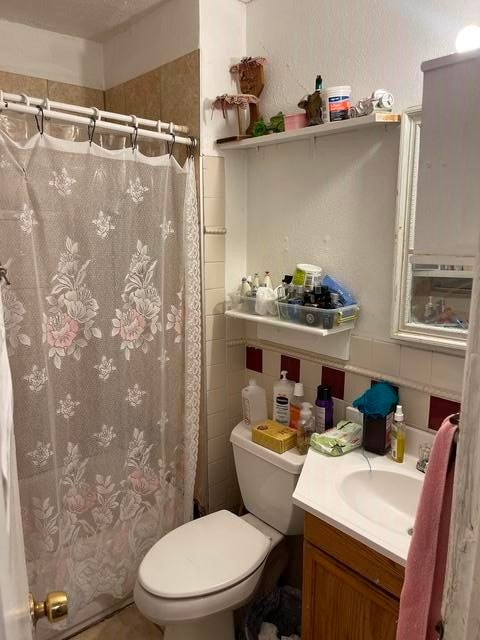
[73,605,162,639]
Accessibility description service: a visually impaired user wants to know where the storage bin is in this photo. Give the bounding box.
[237,297,359,330]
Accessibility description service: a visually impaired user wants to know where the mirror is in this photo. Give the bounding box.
[391,107,472,351]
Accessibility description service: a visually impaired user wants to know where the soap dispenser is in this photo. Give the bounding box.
[297,402,315,454]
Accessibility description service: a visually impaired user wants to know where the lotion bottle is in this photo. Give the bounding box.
[273,371,294,425]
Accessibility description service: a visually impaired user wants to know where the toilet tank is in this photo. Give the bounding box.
[230,421,305,535]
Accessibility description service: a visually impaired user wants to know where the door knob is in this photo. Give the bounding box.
[29,591,68,626]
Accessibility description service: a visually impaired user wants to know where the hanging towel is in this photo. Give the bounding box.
[396,415,458,640]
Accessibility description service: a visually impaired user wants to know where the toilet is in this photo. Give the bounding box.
[134,420,305,640]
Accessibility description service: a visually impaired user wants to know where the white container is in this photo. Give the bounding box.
[273,370,295,425]
[322,85,352,122]
[242,379,268,425]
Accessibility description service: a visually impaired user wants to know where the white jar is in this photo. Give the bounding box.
[321,85,352,122]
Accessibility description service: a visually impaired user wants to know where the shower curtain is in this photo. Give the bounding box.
[0,117,201,637]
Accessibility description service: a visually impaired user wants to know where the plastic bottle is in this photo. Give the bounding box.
[314,384,334,433]
[263,271,273,289]
[240,277,251,297]
[289,382,304,429]
[273,371,294,425]
[242,379,268,426]
[391,404,406,463]
[297,402,315,454]
[252,273,260,296]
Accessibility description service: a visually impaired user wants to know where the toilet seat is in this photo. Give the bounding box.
[138,510,272,599]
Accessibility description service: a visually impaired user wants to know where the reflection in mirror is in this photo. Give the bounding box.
[392,107,472,350]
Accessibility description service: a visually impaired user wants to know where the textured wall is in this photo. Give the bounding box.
[103,0,199,88]
[0,19,104,89]
[243,0,480,342]
[246,0,480,115]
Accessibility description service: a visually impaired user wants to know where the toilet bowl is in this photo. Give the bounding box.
[134,421,305,639]
[134,510,282,639]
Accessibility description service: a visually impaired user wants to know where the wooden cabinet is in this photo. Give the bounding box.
[302,513,405,640]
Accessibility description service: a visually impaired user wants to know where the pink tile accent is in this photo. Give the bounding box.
[428,396,461,431]
[322,367,345,400]
[246,346,262,373]
[281,355,300,382]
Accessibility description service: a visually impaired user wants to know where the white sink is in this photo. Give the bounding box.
[292,435,432,565]
[339,469,423,535]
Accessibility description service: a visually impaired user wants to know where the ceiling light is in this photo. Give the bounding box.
[455,25,480,53]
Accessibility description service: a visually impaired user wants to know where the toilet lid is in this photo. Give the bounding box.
[138,510,272,599]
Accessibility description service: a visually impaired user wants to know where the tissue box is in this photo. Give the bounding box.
[252,420,297,454]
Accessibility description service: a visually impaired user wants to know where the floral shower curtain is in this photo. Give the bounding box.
[0,117,201,637]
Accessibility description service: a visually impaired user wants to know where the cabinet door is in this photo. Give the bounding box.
[302,542,399,640]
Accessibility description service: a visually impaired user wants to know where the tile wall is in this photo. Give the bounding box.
[0,69,104,109]
[244,333,463,432]
[203,156,243,512]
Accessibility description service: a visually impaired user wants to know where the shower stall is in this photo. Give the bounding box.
[0,93,201,638]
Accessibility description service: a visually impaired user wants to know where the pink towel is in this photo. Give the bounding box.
[396,416,458,640]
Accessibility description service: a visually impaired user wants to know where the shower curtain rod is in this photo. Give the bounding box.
[0,90,196,148]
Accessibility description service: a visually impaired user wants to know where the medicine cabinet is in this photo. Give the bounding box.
[392,105,473,351]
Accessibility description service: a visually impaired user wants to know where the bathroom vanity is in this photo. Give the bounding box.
[302,512,404,639]
[292,439,429,639]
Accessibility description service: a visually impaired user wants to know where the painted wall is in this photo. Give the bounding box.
[199,0,246,156]
[0,19,104,89]
[246,0,480,115]
[243,0,480,341]
[103,0,199,89]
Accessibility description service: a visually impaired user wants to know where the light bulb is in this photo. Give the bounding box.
[455,25,480,53]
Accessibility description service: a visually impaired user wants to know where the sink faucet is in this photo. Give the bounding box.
[416,443,431,474]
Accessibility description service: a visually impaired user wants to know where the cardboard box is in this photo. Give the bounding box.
[252,419,297,454]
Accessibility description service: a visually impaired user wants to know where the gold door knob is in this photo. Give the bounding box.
[29,591,68,625]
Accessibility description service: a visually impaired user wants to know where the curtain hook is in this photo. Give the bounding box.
[188,136,196,159]
[88,116,97,146]
[129,115,139,153]
[34,106,44,135]
[167,133,176,158]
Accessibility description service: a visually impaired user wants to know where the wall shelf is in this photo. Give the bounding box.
[217,113,401,150]
[225,309,356,360]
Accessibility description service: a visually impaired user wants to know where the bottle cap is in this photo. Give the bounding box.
[294,382,304,396]
[316,384,332,401]
[249,379,257,386]
[394,404,404,421]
